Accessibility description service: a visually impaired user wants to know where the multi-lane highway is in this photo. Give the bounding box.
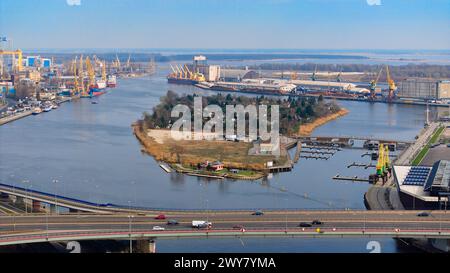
[1,210,450,246]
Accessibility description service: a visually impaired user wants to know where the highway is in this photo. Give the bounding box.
[1,210,450,246]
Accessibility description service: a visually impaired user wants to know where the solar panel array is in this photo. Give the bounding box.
[403,166,431,186]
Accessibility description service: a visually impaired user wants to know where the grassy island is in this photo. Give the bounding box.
[133,91,347,179]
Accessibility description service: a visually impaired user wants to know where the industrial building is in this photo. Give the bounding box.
[220,69,260,82]
[186,55,221,82]
[25,56,52,68]
[397,78,450,100]
[393,160,450,209]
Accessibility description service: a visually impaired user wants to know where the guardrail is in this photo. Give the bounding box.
[1,227,450,246]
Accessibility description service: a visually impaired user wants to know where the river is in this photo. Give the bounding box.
[0,70,440,252]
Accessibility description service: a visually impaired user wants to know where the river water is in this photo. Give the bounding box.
[0,69,440,252]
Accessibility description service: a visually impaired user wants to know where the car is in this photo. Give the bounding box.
[447,143,450,148]
[312,220,323,225]
[152,226,165,231]
[154,214,166,220]
[252,210,264,216]
[167,219,179,225]
[417,212,430,217]
[298,222,312,227]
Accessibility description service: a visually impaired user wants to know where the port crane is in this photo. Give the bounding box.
[113,54,121,70]
[85,57,95,88]
[311,65,317,81]
[101,61,107,82]
[385,65,397,101]
[336,68,342,82]
[369,67,383,100]
[72,57,79,95]
[78,55,89,97]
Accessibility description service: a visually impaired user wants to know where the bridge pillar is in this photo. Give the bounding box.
[135,239,156,253]
[32,200,42,212]
[49,204,58,213]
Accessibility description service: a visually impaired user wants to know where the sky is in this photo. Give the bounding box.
[0,0,449,50]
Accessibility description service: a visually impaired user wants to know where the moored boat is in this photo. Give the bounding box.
[32,107,42,115]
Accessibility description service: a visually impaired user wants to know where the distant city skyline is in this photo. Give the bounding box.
[1,0,449,50]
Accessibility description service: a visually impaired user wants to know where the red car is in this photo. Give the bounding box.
[154,214,166,220]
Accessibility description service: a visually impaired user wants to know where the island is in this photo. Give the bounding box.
[133,91,348,179]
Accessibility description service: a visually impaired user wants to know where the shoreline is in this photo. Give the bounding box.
[132,123,272,180]
[297,108,349,136]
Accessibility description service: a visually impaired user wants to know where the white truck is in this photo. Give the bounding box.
[192,220,212,229]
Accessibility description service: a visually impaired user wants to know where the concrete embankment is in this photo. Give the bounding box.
[0,110,33,126]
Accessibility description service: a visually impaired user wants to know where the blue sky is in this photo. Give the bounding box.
[1,0,449,50]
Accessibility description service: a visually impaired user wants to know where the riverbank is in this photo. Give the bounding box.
[298,108,349,136]
[132,123,284,179]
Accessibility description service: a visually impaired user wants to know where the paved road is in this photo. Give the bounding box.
[1,210,449,235]
[395,122,438,165]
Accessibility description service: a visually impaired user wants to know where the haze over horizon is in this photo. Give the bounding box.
[1,0,449,50]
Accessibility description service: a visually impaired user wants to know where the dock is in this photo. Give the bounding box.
[0,110,33,126]
[332,175,370,182]
[293,140,302,163]
[347,162,376,169]
[185,173,225,179]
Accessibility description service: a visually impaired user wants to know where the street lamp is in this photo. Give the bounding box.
[22,179,29,214]
[128,215,134,253]
[52,179,59,214]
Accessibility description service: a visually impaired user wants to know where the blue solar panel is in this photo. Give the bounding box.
[402,166,431,186]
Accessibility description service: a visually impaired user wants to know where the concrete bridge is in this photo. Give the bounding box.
[1,212,449,251]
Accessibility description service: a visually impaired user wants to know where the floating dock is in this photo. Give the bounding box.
[332,174,370,182]
[347,162,376,169]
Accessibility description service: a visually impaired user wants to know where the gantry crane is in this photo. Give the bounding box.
[385,65,397,101]
[369,67,383,100]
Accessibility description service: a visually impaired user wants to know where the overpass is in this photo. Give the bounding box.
[1,211,449,251]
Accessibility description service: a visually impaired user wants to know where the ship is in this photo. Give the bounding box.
[42,103,52,112]
[32,107,42,115]
[93,80,107,90]
[89,88,106,97]
[167,76,197,85]
[107,75,117,87]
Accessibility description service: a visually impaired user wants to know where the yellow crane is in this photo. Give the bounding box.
[385,65,397,101]
[0,49,23,72]
[369,67,383,100]
[85,56,95,87]
[184,65,193,79]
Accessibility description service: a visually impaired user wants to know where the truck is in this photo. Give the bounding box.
[192,220,212,229]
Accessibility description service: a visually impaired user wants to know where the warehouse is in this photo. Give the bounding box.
[220,69,260,82]
[397,78,450,100]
